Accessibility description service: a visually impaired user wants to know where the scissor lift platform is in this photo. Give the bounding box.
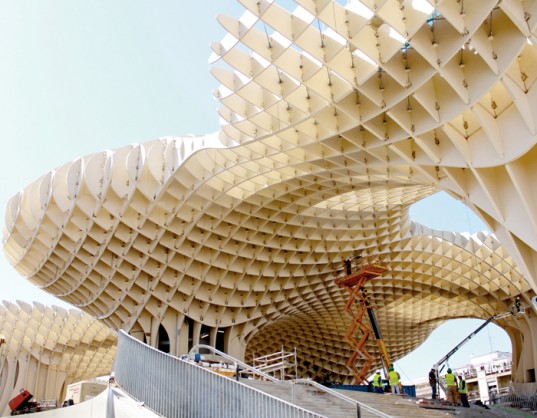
[335,261,388,384]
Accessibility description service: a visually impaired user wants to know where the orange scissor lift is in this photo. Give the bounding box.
[335,260,391,384]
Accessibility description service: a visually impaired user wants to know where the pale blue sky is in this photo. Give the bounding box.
[0,1,510,382]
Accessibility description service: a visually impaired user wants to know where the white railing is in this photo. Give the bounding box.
[189,344,393,418]
[114,331,324,418]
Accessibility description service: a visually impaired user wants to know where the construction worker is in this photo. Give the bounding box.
[445,368,458,405]
[345,258,352,275]
[388,365,401,394]
[458,374,470,407]
[428,367,437,399]
[372,371,383,394]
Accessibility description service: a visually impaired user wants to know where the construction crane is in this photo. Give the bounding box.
[433,297,525,396]
[335,257,390,384]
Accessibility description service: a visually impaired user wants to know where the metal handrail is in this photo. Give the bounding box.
[188,343,280,382]
[115,331,324,418]
[293,379,394,418]
[188,343,393,418]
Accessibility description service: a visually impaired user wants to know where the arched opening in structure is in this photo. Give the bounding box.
[394,318,512,400]
[199,325,210,346]
[410,191,489,233]
[199,325,211,354]
[157,324,170,353]
[216,327,226,352]
[186,317,194,352]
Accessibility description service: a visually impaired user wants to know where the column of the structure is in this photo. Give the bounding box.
[170,313,186,356]
[57,377,68,406]
[176,319,189,355]
[149,316,160,348]
[46,366,67,405]
[0,356,16,416]
[35,355,46,402]
[161,314,179,355]
[225,325,247,361]
[506,316,536,384]
[192,321,202,348]
[209,327,218,349]
[25,356,38,397]
[506,325,523,382]
[518,316,537,383]
[528,315,537,383]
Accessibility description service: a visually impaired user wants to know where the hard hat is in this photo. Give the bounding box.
[389,365,394,371]
[447,368,452,373]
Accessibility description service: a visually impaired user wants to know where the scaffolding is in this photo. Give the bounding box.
[335,258,389,385]
[251,347,298,381]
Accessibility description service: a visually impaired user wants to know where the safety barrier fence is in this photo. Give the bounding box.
[491,392,537,412]
[114,331,324,418]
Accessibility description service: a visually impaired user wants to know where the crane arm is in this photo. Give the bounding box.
[366,307,391,377]
[433,298,524,397]
[434,297,524,373]
[433,315,496,373]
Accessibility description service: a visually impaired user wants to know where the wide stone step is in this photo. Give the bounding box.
[241,380,397,418]
[242,380,358,417]
[240,378,534,418]
[333,390,449,418]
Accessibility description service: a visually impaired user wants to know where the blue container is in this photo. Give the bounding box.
[333,384,416,397]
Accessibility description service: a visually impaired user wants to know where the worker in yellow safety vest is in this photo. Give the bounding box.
[372,371,383,394]
[445,368,458,405]
[388,365,401,394]
[458,374,470,407]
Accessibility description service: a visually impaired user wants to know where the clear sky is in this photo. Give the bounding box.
[0,1,511,383]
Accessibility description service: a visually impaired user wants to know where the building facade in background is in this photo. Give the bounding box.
[460,351,513,403]
[414,351,513,403]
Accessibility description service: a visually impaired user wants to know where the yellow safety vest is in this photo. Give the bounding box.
[445,373,456,386]
[373,374,382,387]
[388,370,399,386]
[458,379,467,394]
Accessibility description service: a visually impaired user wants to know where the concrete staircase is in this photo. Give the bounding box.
[332,389,449,418]
[240,379,533,418]
[240,379,448,418]
[241,380,357,418]
[333,390,535,418]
